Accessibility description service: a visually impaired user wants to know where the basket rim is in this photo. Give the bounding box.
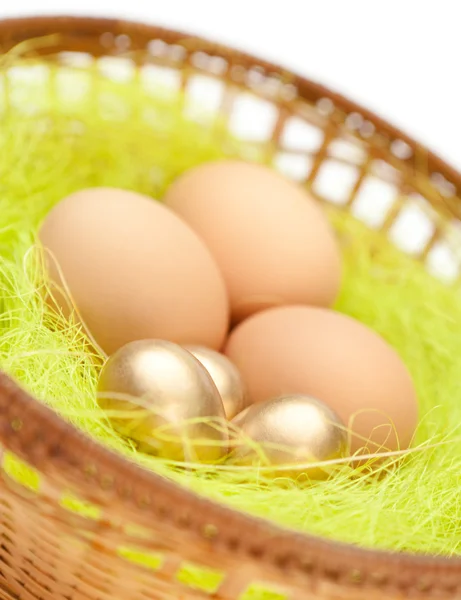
[1,14,461,593]
[1,14,460,197]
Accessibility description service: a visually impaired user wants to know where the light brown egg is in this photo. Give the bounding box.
[97,339,228,462]
[231,394,348,479]
[39,187,229,355]
[225,306,418,454]
[164,160,341,324]
[185,346,248,419]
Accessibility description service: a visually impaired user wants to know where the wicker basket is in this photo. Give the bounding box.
[1,15,461,600]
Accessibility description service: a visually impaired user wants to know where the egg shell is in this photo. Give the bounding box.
[39,187,229,355]
[97,339,228,462]
[231,394,348,479]
[225,305,418,454]
[164,160,341,324]
[185,345,248,419]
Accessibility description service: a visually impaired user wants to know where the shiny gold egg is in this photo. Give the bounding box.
[230,394,348,479]
[97,339,228,462]
[185,346,248,419]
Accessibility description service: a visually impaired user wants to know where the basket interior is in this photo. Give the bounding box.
[2,16,461,600]
[1,22,461,276]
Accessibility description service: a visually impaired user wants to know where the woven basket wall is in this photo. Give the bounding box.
[1,15,461,600]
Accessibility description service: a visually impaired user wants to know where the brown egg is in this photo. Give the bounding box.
[39,187,229,355]
[164,160,341,324]
[185,346,248,419]
[231,394,348,479]
[97,339,228,462]
[225,306,418,454]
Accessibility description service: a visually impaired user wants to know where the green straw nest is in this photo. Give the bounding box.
[1,56,461,559]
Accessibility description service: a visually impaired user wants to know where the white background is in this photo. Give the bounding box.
[1,0,460,171]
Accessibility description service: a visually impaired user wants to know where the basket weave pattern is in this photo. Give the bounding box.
[1,16,461,600]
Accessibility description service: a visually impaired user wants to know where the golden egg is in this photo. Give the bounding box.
[230,394,348,479]
[97,339,228,462]
[185,346,248,419]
